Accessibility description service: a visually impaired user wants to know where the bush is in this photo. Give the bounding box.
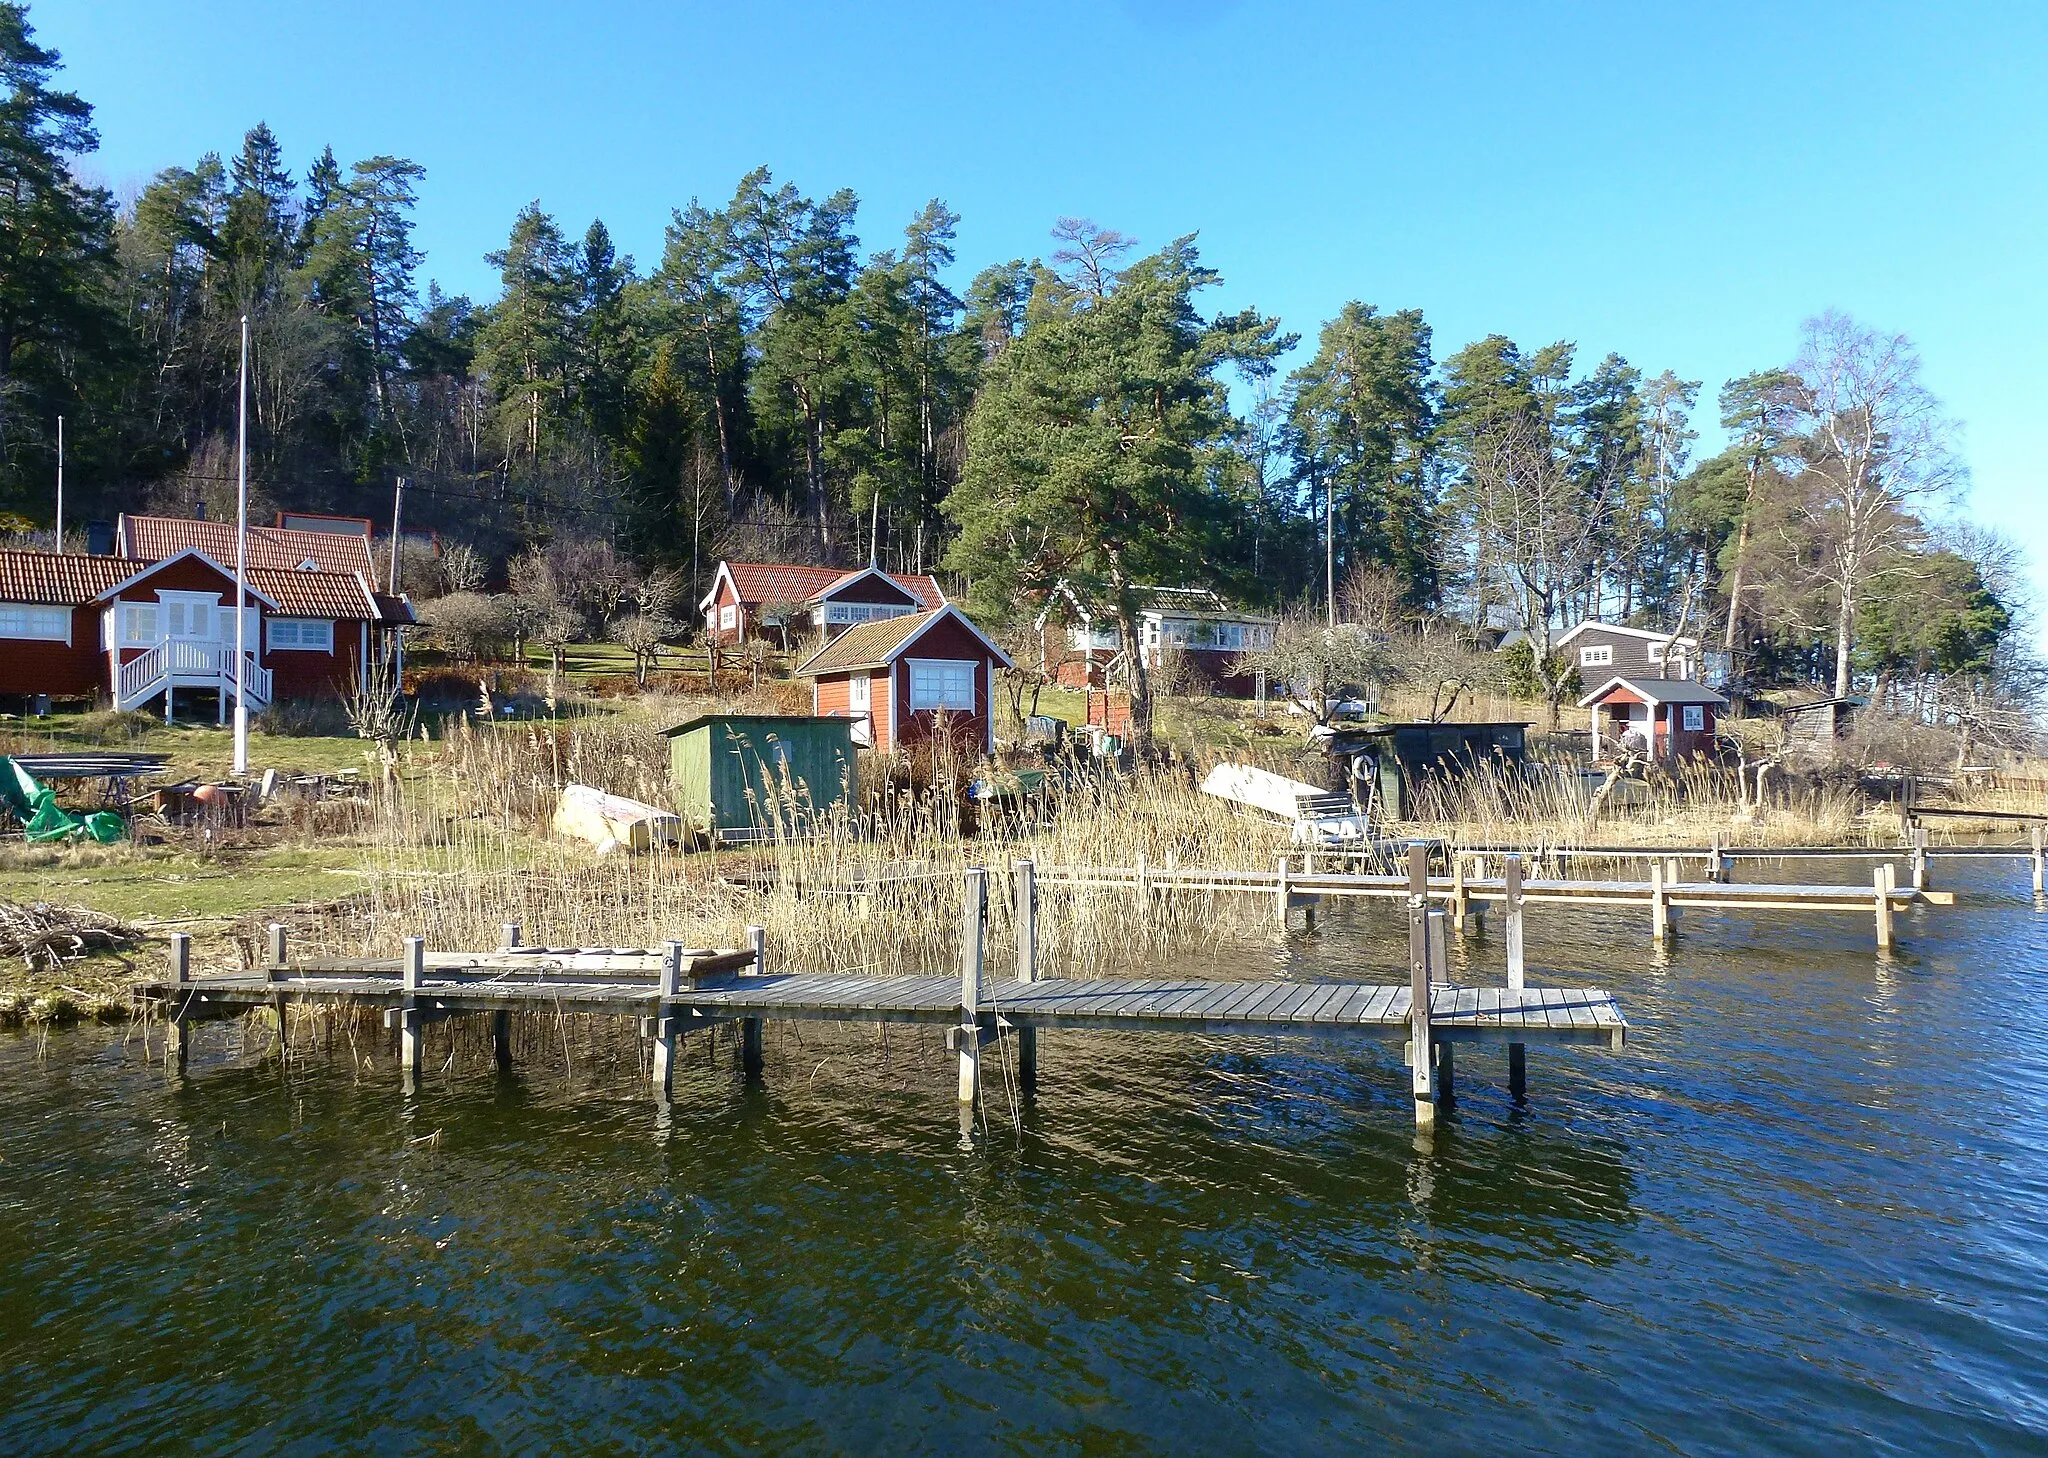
[418,591,518,664]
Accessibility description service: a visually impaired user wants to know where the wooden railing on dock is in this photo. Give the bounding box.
[133,853,1625,1132]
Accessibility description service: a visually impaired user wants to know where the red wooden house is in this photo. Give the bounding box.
[699,561,945,648]
[797,605,1012,756]
[0,546,413,720]
[1579,676,1728,762]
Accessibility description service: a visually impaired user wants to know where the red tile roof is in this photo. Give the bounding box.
[118,514,377,580]
[0,551,137,604]
[720,562,944,611]
[0,549,393,622]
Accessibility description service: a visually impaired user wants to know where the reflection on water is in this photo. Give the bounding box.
[1,861,2045,1452]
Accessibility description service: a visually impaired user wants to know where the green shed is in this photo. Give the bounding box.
[661,714,857,844]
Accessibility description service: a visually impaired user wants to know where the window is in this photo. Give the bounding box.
[267,618,334,652]
[848,673,870,713]
[908,658,976,711]
[719,603,736,631]
[1072,624,1120,650]
[157,593,221,638]
[0,603,68,642]
[1580,644,1613,668]
[825,601,912,626]
[1648,641,1666,662]
[1211,622,1247,652]
[1682,704,1705,732]
[116,602,160,644]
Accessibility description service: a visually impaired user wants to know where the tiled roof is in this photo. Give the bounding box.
[247,568,380,620]
[723,561,945,611]
[118,514,377,580]
[0,551,138,604]
[797,610,946,675]
[0,549,388,622]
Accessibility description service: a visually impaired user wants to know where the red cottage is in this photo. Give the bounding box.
[1579,675,1728,763]
[699,561,945,648]
[798,606,1012,756]
[0,547,413,720]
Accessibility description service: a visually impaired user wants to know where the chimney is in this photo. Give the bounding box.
[194,500,207,521]
[85,520,113,556]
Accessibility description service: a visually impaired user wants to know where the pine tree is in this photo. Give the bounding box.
[477,202,578,462]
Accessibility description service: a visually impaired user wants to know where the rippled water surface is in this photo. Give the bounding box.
[4,862,2048,1454]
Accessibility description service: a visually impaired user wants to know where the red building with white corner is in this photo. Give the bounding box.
[0,545,412,720]
[798,605,1012,756]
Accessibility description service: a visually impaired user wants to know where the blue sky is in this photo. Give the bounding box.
[44,0,2048,623]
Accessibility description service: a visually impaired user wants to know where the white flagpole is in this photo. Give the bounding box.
[233,315,250,777]
[53,416,62,553]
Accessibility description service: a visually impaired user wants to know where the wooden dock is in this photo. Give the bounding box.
[133,852,1625,1130]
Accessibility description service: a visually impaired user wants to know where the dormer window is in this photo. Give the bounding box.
[297,558,320,571]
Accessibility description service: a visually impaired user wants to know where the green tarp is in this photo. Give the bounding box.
[0,757,125,844]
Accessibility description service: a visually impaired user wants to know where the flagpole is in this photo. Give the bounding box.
[233,315,250,778]
[53,416,62,553]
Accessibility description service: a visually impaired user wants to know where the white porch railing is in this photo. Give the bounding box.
[115,639,272,711]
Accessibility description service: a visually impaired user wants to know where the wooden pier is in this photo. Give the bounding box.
[135,852,1625,1130]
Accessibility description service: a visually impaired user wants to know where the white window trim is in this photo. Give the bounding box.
[848,673,871,713]
[719,603,737,631]
[1682,704,1705,731]
[907,657,977,712]
[1580,645,1613,667]
[0,602,70,643]
[116,601,161,647]
[267,617,335,653]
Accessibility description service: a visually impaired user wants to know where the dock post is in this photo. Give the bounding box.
[267,922,289,1054]
[401,936,424,1093]
[167,931,192,1072]
[1015,859,1038,1095]
[2032,826,2045,898]
[1909,827,1930,892]
[1452,854,1468,935]
[494,923,520,1072]
[1650,860,1670,942]
[1707,832,1724,884]
[1274,854,1290,929]
[1406,841,1437,1128]
[1505,853,1526,1099]
[1874,865,1895,951]
[653,940,681,1103]
[741,925,765,1082]
[958,868,987,1109]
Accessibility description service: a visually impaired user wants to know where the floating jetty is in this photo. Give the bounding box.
[135,850,1623,1130]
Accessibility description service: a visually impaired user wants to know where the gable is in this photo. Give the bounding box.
[822,569,918,606]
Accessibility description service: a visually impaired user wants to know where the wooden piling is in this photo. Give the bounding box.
[494,923,520,1071]
[741,925,766,1081]
[267,922,289,1052]
[1406,841,1436,1128]
[1874,865,1894,951]
[168,931,191,1072]
[1650,861,1670,942]
[1505,853,1526,1098]
[401,936,424,1092]
[1452,854,1469,935]
[1274,853,1291,929]
[652,940,681,1103]
[958,868,986,1108]
[1910,827,1930,892]
[1707,832,1724,883]
[2032,826,2045,898]
[1015,858,1039,1095]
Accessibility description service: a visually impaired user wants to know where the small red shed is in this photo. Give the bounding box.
[797,605,1013,756]
[1578,676,1728,763]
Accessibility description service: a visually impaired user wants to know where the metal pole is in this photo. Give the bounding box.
[388,476,406,592]
[232,316,250,778]
[53,415,62,553]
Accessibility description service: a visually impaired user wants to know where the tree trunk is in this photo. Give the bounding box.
[1722,461,1758,652]
[1834,582,1855,701]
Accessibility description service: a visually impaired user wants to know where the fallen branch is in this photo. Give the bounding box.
[0,900,145,974]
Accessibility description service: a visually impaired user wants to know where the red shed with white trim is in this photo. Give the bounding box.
[797,605,1012,756]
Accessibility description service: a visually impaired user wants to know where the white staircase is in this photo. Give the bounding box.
[116,639,272,715]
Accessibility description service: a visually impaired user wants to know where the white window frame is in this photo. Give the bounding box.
[848,673,871,713]
[1682,704,1705,732]
[1647,641,1666,663]
[116,601,161,646]
[1580,644,1613,668]
[267,617,335,653]
[719,603,736,631]
[824,601,913,626]
[157,590,221,640]
[0,603,70,643]
[1211,622,1247,652]
[908,658,976,712]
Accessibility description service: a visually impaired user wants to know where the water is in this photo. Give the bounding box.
[4,863,2047,1454]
